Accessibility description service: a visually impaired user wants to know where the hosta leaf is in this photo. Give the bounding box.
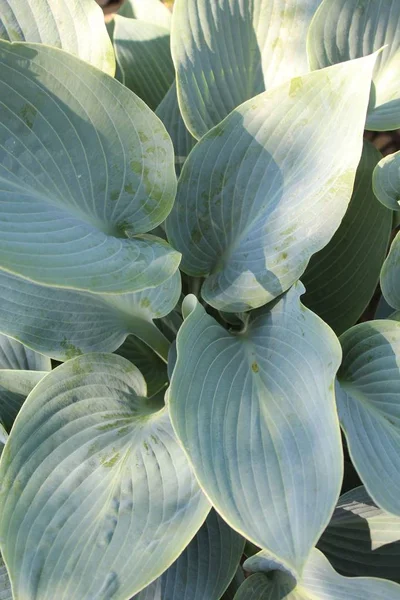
[0,554,11,600]
[336,320,400,516]
[0,269,181,361]
[0,354,210,600]
[0,0,115,76]
[236,548,400,599]
[318,486,400,582]
[113,17,174,110]
[171,0,322,139]
[222,568,246,600]
[119,0,172,30]
[373,150,400,212]
[381,232,400,310]
[133,509,244,600]
[307,0,400,131]
[0,41,179,294]
[156,83,196,176]
[115,335,168,397]
[302,141,392,335]
[0,333,50,431]
[167,55,377,312]
[169,283,343,577]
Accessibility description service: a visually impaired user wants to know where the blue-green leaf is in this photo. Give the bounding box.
[336,320,400,516]
[0,41,179,294]
[318,486,400,583]
[115,335,168,397]
[171,0,322,138]
[0,554,11,600]
[0,270,180,361]
[0,354,210,600]
[381,232,400,310]
[307,0,400,131]
[169,283,343,577]
[302,141,392,335]
[373,150,400,212]
[133,509,244,600]
[167,55,377,312]
[0,0,115,75]
[113,17,174,110]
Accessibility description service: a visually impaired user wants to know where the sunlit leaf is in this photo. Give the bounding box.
[307,0,400,131]
[113,17,174,110]
[169,283,343,576]
[119,0,172,30]
[318,486,400,582]
[172,0,322,138]
[167,55,377,312]
[0,0,115,75]
[302,141,392,335]
[0,270,180,361]
[133,509,244,599]
[0,354,210,600]
[0,41,179,294]
[336,319,400,516]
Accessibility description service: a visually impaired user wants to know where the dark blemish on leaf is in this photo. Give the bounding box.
[101,452,120,468]
[110,190,120,202]
[124,183,135,195]
[140,298,150,308]
[20,104,37,129]
[60,339,82,360]
[251,362,259,373]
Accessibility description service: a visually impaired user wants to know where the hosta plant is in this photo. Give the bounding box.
[0,0,400,598]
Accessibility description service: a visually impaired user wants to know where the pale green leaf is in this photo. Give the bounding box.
[115,335,168,397]
[381,232,400,310]
[0,554,11,600]
[302,141,392,335]
[318,486,400,582]
[373,150,400,212]
[119,0,172,30]
[0,0,115,76]
[0,354,210,600]
[156,82,196,176]
[0,333,50,431]
[113,17,174,110]
[133,509,244,600]
[167,55,377,312]
[307,0,400,131]
[336,320,400,516]
[236,548,400,599]
[169,283,343,577]
[0,270,181,361]
[171,0,322,138]
[0,41,179,294]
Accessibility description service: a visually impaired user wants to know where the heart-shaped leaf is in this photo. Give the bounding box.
[318,486,400,582]
[133,509,244,600]
[171,0,322,138]
[307,0,400,131]
[0,41,179,294]
[169,283,343,577]
[0,354,210,600]
[113,17,174,110]
[0,0,115,75]
[0,270,181,361]
[167,54,377,312]
[302,141,392,335]
[336,320,400,515]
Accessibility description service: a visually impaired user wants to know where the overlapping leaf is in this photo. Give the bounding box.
[0,41,179,294]
[0,269,180,361]
[0,333,51,430]
[119,0,172,29]
[115,335,168,397]
[113,17,174,110]
[373,150,400,212]
[167,55,377,312]
[0,0,115,75]
[171,0,322,138]
[156,83,196,176]
[381,233,400,311]
[235,548,400,599]
[302,141,392,335]
[133,509,244,599]
[318,486,400,582]
[336,320,400,516]
[307,0,400,131]
[0,354,210,600]
[0,555,11,600]
[169,283,343,577]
